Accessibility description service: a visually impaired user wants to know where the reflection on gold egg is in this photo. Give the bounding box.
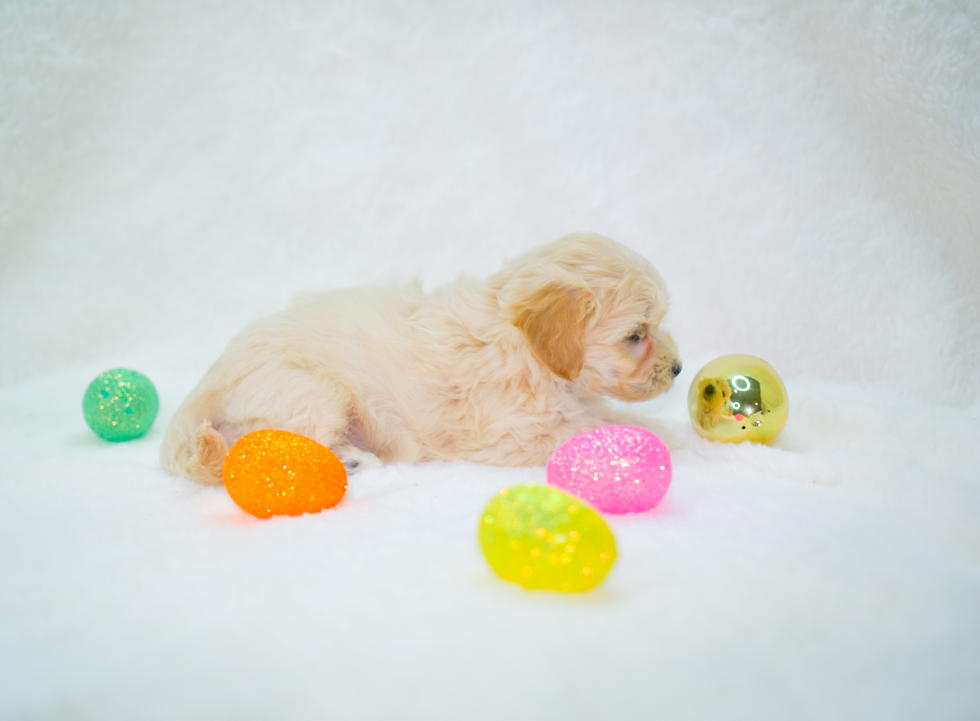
[688,355,788,444]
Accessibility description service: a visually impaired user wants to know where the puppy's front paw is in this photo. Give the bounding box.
[334,445,382,473]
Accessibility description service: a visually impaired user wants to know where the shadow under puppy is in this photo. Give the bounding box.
[161,233,682,485]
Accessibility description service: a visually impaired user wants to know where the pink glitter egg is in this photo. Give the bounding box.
[547,425,672,514]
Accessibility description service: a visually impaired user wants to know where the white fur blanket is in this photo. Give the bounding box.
[1,2,978,719]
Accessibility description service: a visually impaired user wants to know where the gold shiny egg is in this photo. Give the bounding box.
[688,354,788,444]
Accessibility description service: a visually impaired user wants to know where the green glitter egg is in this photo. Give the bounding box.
[479,484,617,592]
[82,368,159,442]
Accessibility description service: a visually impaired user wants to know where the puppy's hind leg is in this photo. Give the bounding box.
[332,445,382,473]
[274,382,381,474]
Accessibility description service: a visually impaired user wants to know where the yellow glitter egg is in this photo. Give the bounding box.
[222,429,348,519]
[479,484,617,592]
[688,354,789,444]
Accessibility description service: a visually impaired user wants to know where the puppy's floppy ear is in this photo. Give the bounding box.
[511,282,593,381]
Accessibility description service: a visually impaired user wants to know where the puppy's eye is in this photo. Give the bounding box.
[627,329,646,343]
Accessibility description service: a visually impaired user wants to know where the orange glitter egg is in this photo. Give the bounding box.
[222,429,348,519]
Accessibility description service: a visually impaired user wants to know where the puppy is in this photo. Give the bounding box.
[160,233,682,484]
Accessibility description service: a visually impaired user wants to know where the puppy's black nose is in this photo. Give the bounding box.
[671,361,683,378]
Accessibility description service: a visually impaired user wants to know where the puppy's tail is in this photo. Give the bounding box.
[160,389,228,486]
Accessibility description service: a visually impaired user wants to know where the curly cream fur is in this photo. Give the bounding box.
[160,233,681,484]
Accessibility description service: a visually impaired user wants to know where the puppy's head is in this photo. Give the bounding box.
[497,233,681,401]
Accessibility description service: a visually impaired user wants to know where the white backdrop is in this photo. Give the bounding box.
[2,2,979,719]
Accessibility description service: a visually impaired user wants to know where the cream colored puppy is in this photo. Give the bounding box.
[161,233,681,484]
